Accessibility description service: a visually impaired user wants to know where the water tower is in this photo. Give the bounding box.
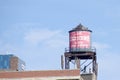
[62,24,98,76]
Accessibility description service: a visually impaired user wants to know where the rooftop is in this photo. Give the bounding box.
[0,69,80,79]
[69,24,92,32]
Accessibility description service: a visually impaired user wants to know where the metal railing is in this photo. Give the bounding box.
[65,47,96,53]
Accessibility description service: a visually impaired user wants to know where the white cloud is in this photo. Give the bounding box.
[24,29,61,46]
[0,43,17,54]
[93,42,110,50]
[44,36,67,48]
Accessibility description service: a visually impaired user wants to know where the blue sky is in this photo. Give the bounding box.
[0,0,120,80]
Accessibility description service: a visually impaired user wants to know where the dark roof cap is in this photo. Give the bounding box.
[69,24,92,32]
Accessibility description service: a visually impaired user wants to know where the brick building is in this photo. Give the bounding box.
[0,69,83,80]
[0,54,25,71]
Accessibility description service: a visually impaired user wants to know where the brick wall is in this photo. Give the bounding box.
[0,69,80,79]
[10,57,18,71]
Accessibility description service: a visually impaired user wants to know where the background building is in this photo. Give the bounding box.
[0,54,25,71]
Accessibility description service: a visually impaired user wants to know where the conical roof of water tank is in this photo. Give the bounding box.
[69,24,92,32]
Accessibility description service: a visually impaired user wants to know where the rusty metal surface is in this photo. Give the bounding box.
[64,51,96,60]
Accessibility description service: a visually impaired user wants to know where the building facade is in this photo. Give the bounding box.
[0,69,82,80]
[0,54,25,71]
